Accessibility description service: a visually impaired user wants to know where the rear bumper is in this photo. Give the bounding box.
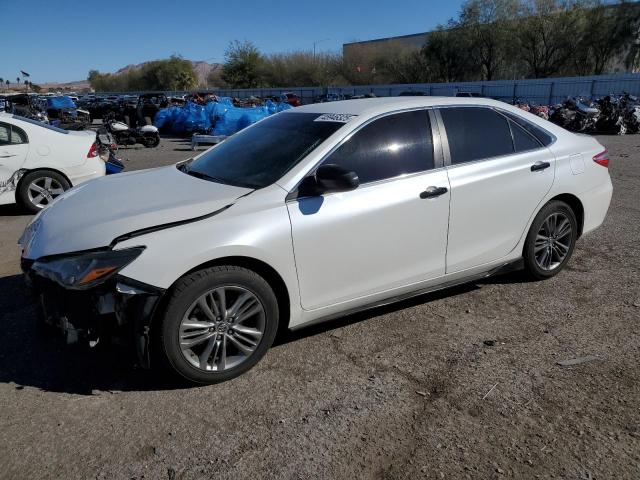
[581,176,613,235]
[22,259,164,368]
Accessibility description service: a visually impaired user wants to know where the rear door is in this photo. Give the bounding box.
[0,122,29,192]
[287,109,451,310]
[437,106,555,273]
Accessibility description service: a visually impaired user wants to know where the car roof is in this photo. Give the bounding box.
[293,96,512,116]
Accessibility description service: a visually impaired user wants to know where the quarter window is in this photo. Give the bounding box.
[0,124,9,145]
[440,107,514,164]
[321,110,434,184]
[510,120,541,152]
[10,125,27,144]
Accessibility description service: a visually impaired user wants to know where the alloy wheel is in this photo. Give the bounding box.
[534,212,573,271]
[27,177,65,209]
[179,286,266,372]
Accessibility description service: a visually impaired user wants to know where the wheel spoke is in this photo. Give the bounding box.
[180,331,215,348]
[554,241,569,255]
[214,288,227,318]
[199,338,217,369]
[29,184,46,194]
[197,297,217,321]
[181,319,214,332]
[227,292,254,318]
[44,177,52,189]
[50,188,65,196]
[555,219,571,239]
[236,304,262,324]
[227,332,256,355]
[231,325,263,339]
[31,194,44,205]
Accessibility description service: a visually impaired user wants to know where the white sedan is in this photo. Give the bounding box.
[19,97,612,384]
[0,113,105,212]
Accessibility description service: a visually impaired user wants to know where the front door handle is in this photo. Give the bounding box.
[420,186,448,199]
[531,161,551,172]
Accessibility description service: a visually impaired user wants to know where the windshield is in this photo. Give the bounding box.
[184,112,344,189]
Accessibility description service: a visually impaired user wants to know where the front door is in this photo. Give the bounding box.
[287,109,451,310]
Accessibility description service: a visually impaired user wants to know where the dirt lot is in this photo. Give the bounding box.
[0,134,638,480]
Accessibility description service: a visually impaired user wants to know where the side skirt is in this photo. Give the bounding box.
[289,258,523,331]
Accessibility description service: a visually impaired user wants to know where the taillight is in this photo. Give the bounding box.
[87,142,98,158]
[593,150,609,168]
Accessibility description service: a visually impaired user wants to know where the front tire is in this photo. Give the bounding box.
[158,266,279,384]
[523,200,578,280]
[18,170,71,213]
[143,134,160,148]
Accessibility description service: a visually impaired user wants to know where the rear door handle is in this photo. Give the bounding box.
[420,186,448,199]
[531,161,551,172]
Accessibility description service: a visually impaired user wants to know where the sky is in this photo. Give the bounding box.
[0,0,464,83]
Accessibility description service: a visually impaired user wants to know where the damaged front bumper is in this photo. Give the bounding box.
[22,258,165,369]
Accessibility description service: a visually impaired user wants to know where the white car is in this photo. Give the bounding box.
[19,97,613,384]
[0,113,105,212]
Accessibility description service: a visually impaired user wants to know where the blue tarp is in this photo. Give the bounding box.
[154,98,292,135]
[47,96,77,110]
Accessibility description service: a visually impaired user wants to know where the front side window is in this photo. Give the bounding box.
[440,107,514,165]
[186,112,343,189]
[321,110,434,184]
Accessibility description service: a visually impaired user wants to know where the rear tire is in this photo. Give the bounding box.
[157,266,279,384]
[523,200,578,280]
[18,170,71,214]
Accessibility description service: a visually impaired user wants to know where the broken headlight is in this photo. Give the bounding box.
[32,247,144,290]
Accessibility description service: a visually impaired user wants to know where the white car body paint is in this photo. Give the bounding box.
[0,112,105,206]
[20,97,612,331]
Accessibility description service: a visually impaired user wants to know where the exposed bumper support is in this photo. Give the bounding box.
[22,258,164,369]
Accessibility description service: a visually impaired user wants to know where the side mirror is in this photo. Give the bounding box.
[314,164,359,194]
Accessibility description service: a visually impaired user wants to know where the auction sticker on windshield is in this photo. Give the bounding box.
[314,113,358,123]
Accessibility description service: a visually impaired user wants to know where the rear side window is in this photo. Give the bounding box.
[440,107,513,164]
[0,123,27,145]
[322,110,434,184]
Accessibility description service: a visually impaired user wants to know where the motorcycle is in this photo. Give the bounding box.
[530,104,550,120]
[102,112,160,148]
[595,95,626,134]
[619,92,640,134]
[96,130,125,174]
[550,97,600,133]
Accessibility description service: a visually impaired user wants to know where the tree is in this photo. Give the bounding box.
[573,1,640,75]
[87,56,197,91]
[458,0,520,80]
[422,25,478,82]
[221,41,264,88]
[513,0,582,78]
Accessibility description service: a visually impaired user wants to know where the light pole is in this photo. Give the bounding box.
[313,38,330,59]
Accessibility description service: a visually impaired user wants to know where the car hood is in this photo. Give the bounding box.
[20,165,252,259]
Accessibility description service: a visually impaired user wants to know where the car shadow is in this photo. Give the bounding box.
[0,204,31,217]
[0,269,522,395]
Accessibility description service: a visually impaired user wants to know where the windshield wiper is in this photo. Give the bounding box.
[185,169,227,183]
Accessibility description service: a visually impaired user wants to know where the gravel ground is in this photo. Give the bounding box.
[0,133,638,480]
